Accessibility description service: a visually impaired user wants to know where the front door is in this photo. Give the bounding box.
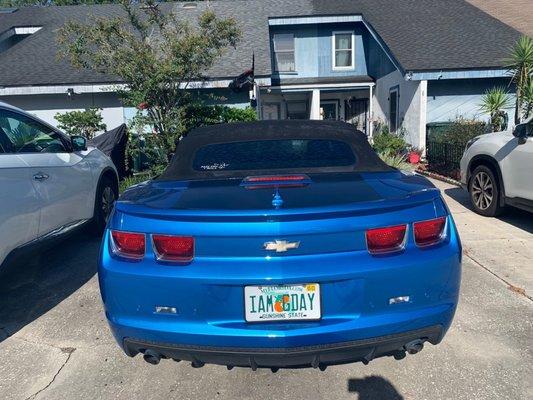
[345,98,368,133]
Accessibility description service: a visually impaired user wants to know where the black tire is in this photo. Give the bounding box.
[90,175,117,235]
[468,165,504,217]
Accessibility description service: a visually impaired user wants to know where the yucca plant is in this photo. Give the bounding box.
[521,78,533,120]
[378,150,413,171]
[504,36,533,124]
[480,87,512,132]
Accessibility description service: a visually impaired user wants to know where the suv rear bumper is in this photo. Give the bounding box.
[123,325,442,369]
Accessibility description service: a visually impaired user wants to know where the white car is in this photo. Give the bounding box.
[460,117,533,216]
[0,102,118,271]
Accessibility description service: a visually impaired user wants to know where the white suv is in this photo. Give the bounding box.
[0,102,118,271]
[460,117,533,216]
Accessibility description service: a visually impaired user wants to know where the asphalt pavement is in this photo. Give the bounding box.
[0,178,531,400]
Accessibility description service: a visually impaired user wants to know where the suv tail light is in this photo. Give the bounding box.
[152,234,194,262]
[414,217,447,247]
[110,230,145,260]
[366,224,407,254]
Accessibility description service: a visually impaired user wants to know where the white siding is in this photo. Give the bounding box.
[0,92,126,134]
[373,70,426,150]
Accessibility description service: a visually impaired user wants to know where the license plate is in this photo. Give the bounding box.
[244,284,321,322]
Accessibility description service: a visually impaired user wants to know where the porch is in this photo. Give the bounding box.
[259,78,375,136]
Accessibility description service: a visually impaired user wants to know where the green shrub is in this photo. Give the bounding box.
[435,119,487,147]
[55,108,106,139]
[372,128,408,155]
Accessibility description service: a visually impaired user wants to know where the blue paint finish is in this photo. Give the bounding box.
[316,24,367,77]
[99,168,461,360]
[427,78,516,123]
[270,22,394,81]
[411,69,508,81]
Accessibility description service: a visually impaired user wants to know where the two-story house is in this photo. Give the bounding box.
[0,1,525,151]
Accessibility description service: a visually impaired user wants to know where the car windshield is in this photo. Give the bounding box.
[192,139,356,172]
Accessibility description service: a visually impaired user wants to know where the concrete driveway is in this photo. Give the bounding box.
[0,178,531,400]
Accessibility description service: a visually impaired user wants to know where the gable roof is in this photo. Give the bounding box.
[0,0,524,88]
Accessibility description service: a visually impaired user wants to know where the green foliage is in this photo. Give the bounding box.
[119,171,155,193]
[372,125,408,155]
[57,0,241,165]
[505,35,533,124]
[435,118,487,148]
[54,108,106,139]
[479,87,512,132]
[378,150,413,171]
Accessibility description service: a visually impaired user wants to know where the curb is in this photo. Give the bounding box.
[416,169,461,186]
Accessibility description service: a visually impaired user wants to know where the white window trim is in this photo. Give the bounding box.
[332,31,355,71]
[273,33,296,73]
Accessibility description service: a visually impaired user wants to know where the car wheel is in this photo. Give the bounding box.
[468,165,504,217]
[90,175,117,235]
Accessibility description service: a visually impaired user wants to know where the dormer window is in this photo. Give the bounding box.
[0,26,42,54]
[273,33,295,73]
[332,31,355,70]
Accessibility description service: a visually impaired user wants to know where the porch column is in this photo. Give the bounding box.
[310,89,321,120]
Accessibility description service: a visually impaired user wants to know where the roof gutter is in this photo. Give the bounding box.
[0,77,272,96]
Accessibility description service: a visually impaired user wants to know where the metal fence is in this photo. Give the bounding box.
[426,141,465,172]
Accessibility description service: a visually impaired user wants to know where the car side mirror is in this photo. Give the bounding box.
[513,123,528,144]
[71,135,87,151]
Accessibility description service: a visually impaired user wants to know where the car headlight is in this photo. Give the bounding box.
[465,136,481,152]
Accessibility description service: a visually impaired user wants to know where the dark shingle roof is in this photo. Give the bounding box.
[0,0,523,87]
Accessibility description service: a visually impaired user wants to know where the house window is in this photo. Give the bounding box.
[332,31,354,70]
[262,103,281,120]
[286,101,308,119]
[389,87,399,132]
[320,100,339,120]
[273,33,295,72]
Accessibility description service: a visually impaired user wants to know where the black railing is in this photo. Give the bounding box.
[426,141,465,172]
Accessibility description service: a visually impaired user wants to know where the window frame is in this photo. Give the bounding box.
[0,107,72,155]
[332,30,355,70]
[389,86,400,132]
[273,33,296,73]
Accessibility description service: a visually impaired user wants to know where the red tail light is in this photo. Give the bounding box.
[366,224,407,254]
[110,230,145,260]
[152,234,194,262]
[242,174,310,189]
[414,217,447,247]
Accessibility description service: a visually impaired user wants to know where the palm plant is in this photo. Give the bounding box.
[504,36,533,124]
[480,87,512,132]
[521,78,533,120]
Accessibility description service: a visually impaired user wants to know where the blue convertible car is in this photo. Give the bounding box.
[99,120,461,371]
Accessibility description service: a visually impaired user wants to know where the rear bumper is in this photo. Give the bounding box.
[124,325,442,369]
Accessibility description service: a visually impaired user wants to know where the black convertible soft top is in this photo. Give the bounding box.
[157,120,392,181]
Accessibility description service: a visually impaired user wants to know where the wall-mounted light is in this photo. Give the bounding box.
[66,88,75,99]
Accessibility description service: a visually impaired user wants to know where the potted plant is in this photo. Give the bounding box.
[408,147,422,164]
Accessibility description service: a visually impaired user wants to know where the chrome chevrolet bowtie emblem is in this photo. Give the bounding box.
[263,240,300,253]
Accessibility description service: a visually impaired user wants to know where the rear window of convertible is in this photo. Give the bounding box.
[192,139,356,171]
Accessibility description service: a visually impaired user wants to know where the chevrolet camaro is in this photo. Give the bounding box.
[99,120,461,371]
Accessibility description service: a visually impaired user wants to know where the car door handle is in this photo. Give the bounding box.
[33,172,50,181]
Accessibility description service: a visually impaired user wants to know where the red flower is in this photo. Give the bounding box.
[137,101,149,110]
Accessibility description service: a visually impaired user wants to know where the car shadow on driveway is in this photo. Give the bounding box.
[348,376,403,399]
[444,187,533,234]
[0,230,100,343]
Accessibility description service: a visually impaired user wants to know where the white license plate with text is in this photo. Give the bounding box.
[244,284,321,322]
